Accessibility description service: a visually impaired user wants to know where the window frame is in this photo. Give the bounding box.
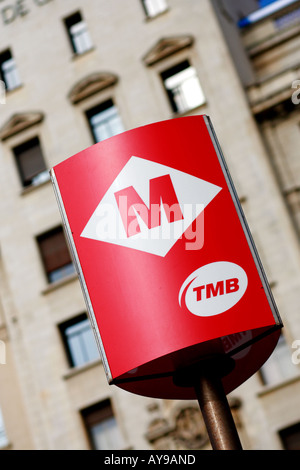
[81,399,124,450]
[160,59,206,114]
[259,333,298,386]
[85,98,125,143]
[64,11,93,55]
[13,136,49,189]
[36,225,75,285]
[58,313,100,368]
[0,408,9,449]
[141,0,168,18]
[0,48,21,92]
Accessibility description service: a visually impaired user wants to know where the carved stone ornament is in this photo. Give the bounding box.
[142,35,194,66]
[68,72,119,104]
[0,112,44,141]
[146,406,209,450]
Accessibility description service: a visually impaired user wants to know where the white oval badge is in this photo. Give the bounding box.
[179,262,248,317]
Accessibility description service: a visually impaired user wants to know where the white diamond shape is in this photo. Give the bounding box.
[81,156,222,257]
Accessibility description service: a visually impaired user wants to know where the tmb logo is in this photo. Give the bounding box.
[179,262,248,317]
[81,156,222,256]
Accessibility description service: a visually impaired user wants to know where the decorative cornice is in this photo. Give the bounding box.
[142,35,194,66]
[146,406,209,450]
[0,112,44,141]
[68,72,119,104]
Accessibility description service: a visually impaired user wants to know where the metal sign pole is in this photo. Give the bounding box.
[174,355,243,450]
[195,371,242,450]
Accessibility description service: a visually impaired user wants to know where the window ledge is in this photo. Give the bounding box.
[62,357,102,380]
[170,102,207,118]
[71,47,95,61]
[41,272,78,295]
[0,441,12,450]
[144,8,169,22]
[20,175,51,196]
[5,83,24,96]
[257,373,300,398]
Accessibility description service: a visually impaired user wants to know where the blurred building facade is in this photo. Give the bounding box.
[0,0,300,450]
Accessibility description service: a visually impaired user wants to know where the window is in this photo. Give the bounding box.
[259,334,297,386]
[142,0,168,17]
[0,408,8,449]
[64,11,93,55]
[86,99,125,143]
[0,49,21,91]
[59,313,99,368]
[0,79,5,104]
[13,137,49,188]
[81,399,124,450]
[161,60,205,114]
[279,422,300,450]
[37,226,75,284]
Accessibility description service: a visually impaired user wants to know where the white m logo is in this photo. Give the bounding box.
[114,174,184,238]
[81,156,222,257]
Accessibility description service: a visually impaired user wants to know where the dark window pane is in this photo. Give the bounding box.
[59,313,99,367]
[64,11,92,54]
[81,400,124,450]
[37,226,75,283]
[13,137,48,187]
[0,49,21,90]
[86,99,124,143]
[65,11,82,29]
[161,60,205,113]
[66,319,99,366]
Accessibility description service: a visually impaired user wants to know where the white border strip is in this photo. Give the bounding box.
[50,168,113,383]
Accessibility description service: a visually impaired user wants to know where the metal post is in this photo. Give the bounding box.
[194,370,242,450]
[173,355,242,450]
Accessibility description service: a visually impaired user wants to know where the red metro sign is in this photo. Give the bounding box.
[50,116,282,399]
